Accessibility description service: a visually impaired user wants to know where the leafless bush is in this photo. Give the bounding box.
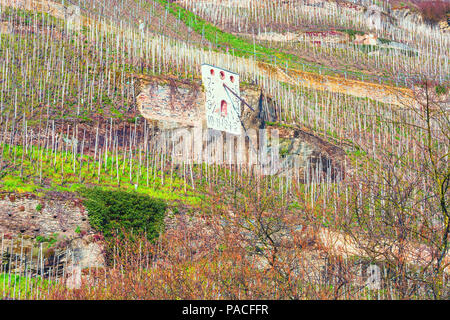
[414,0,450,24]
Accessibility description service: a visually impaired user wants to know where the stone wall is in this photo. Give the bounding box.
[0,194,105,285]
[0,193,91,237]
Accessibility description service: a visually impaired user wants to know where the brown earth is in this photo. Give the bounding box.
[256,61,414,106]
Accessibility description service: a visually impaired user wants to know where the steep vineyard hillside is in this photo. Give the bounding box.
[0,0,448,301]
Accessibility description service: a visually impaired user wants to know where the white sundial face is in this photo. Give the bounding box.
[201,64,241,135]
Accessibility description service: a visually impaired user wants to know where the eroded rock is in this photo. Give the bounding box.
[65,237,105,269]
[0,21,12,34]
[65,5,81,32]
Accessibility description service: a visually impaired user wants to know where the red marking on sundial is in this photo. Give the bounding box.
[220,100,227,117]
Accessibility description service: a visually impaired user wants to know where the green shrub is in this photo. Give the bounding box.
[435,85,447,96]
[377,37,391,44]
[35,235,46,243]
[339,29,364,40]
[35,234,58,248]
[79,188,167,242]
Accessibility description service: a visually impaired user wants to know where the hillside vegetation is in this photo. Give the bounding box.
[0,0,448,300]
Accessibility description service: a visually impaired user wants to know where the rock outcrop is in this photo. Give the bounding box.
[439,19,450,33]
[354,33,378,45]
[364,5,395,31]
[136,75,205,128]
[390,7,424,27]
[135,74,346,179]
[0,21,12,34]
[65,4,81,31]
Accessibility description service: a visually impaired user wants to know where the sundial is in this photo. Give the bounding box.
[201,64,241,135]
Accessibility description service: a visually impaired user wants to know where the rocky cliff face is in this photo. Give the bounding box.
[390,7,424,26]
[136,75,205,128]
[135,74,346,180]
